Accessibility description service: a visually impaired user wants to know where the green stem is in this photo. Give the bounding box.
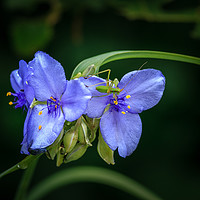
[14,158,39,200]
[0,154,41,179]
[27,166,163,200]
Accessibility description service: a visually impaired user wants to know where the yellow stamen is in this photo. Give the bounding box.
[114,100,118,105]
[38,125,42,130]
[9,101,13,105]
[38,111,42,115]
[55,105,58,109]
[50,96,56,102]
[121,111,126,114]
[7,92,11,96]
[127,105,130,109]
[126,95,131,99]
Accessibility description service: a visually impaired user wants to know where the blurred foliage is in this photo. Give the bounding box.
[2,0,200,57]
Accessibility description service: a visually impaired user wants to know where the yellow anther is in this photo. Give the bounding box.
[38,111,42,115]
[127,105,131,109]
[121,111,126,114]
[9,101,13,105]
[55,105,58,109]
[7,92,11,96]
[114,100,118,105]
[126,95,131,99]
[38,125,42,130]
[50,96,56,102]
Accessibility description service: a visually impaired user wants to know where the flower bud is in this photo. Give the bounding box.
[97,130,115,165]
[64,143,88,164]
[63,126,78,154]
[85,117,100,143]
[78,119,92,146]
[56,146,65,167]
[46,128,64,160]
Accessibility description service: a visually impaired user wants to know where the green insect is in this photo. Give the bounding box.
[86,62,147,96]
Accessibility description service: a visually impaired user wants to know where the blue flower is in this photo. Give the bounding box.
[80,69,165,157]
[20,51,91,155]
[7,60,34,109]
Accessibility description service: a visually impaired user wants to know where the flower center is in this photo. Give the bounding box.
[38,96,61,117]
[110,94,131,114]
[7,90,27,109]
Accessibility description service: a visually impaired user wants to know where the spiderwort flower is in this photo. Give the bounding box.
[7,60,34,109]
[20,51,91,155]
[80,69,165,158]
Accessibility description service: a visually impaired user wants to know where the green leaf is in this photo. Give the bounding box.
[71,50,200,78]
[97,130,115,165]
[27,166,163,200]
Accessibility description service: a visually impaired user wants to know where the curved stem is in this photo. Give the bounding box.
[14,158,39,200]
[27,166,163,200]
[0,154,41,179]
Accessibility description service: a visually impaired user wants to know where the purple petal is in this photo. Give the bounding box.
[100,109,142,158]
[118,69,165,112]
[61,79,91,122]
[85,96,110,118]
[10,69,23,93]
[79,76,107,96]
[28,51,67,101]
[23,104,65,153]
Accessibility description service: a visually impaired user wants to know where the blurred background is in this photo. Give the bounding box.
[1,0,200,199]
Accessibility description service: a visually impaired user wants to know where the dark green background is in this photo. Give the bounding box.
[0,0,200,199]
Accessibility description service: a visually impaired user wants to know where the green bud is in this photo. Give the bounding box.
[78,119,92,146]
[64,143,88,164]
[63,126,78,154]
[85,117,99,142]
[97,130,115,165]
[46,127,64,160]
[113,78,119,87]
[82,64,96,77]
[56,146,65,167]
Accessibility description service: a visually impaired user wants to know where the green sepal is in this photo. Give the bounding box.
[64,143,88,164]
[63,126,78,154]
[97,130,115,165]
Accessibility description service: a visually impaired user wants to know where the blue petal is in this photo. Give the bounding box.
[118,69,165,112]
[23,104,65,153]
[28,51,67,101]
[79,76,107,96]
[100,109,142,158]
[61,79,91,122]
[10,69,23,93]
[18,60,29,81]
[21,109,32,155]
[85,96,110,118]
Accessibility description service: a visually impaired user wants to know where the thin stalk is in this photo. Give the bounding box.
[14,158,39,200]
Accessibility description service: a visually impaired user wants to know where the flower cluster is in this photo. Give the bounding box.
[8,51,165,164]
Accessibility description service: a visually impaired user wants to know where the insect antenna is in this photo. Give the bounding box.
[120,61,148,92]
